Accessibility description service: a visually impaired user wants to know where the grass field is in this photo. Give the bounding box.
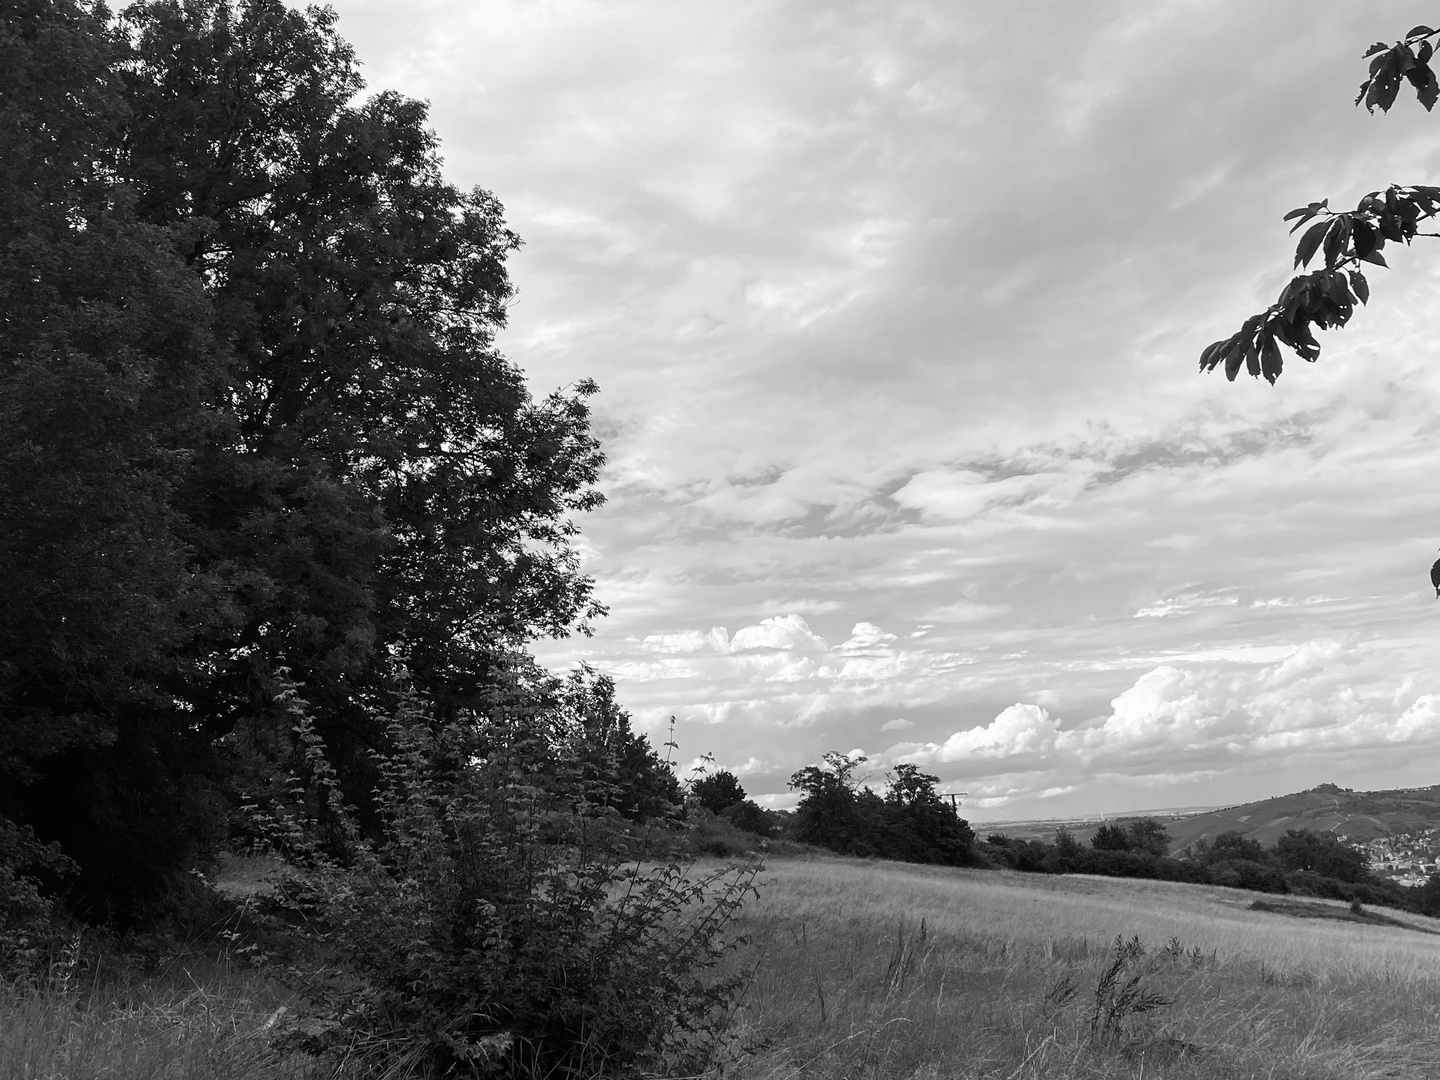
[7,854,1440,1078]
[722,856,1440,1079]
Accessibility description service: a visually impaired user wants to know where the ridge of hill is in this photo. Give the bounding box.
[1157,783,1440,852]
[980,782,1440,853]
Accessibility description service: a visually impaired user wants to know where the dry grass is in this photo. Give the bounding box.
[716,856,1440,1079]
[11,855,1440,1079]
[0,939,315,1080]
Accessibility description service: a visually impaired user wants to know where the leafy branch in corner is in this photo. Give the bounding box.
[1201,24,1440,384]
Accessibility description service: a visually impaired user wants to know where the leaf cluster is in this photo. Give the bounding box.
[1201,23,1440,384]
[1357,26,1440,113]
[1199,185,1440,382]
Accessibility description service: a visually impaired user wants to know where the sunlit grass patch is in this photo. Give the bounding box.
[721,856,1440,1079]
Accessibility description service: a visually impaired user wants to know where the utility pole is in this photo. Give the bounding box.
[944,791,969,810]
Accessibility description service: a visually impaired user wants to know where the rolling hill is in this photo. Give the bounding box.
[983,782,1440,853]
[1158,783,1440,852]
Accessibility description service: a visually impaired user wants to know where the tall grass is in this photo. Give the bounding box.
[722,857,1440,1079]
[0,944,313,1080]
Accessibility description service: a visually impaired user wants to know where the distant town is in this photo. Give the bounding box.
[1362,829,1439,888]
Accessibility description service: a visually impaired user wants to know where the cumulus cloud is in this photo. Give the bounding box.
[887,638,1440,799]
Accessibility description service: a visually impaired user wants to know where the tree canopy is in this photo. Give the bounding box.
[1201,23,1440,384]
[1,0,607,919]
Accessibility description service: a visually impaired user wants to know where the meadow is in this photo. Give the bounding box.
[724,856,1440,1079]
[7,854,1440,1078]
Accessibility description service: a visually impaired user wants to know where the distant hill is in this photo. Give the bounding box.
[1160,783,1440,853]
[980,783,1440,854]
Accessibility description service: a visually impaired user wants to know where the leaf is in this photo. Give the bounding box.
[1294,219,1329,268]
[1322,216,1351,267]
[1351,218,1376,259]
[1365,65,1403,112]
[1351,267,1370,304]
[1198,339,1225,371]
[1408,25,1436,39]
[1418,66,1439,110]
[1245,335,1261,379]
[1379,213,1405,242]
[1421,41,1434,65]
[1223,341,1243,382]
[1366,42,1391,57]
[1362,249,1388,267]
[1283,205,1312,222]
[1260,333,1283,384]
[1288,321,1321,361]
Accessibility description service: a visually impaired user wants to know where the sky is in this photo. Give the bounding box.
[314,0,1440,822]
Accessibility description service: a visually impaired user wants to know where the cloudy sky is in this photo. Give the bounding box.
[319,0,1440,821]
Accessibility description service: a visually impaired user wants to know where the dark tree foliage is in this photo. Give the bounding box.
[1126,817,1171,857]
[1,0,236,918]
[1272,828,1370,883]
[787,754,975,865]
[880,763,976,865]
[1193,830,1269,865]
[1,0,608,921]
[691,770,747,817]
[558,667,680,822]
[789,752,869,852]
[1091,824,1132,852]
[1201,23,1440,383]
[718,799,771,836]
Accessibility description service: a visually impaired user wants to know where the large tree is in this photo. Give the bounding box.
[1201,23,1440,384]
[1,0,607,918]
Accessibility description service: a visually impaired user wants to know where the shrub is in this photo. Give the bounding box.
[1090,824,1132,851]
[0,818,75,976]
[251,674,759,1078]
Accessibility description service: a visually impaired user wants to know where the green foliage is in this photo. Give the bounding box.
[787,754,976,865]
[692,769,748,816]
[1091,824,1132,852]
[2,0,606,923]
[1126,817,1172,857]
[1272,828,1370,883]
[1201,22,1440,382]
[249,672,757,1078]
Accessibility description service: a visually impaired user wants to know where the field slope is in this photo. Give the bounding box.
[726,855,1440,1079]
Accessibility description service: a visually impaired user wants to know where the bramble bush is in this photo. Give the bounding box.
[246,663,760,1079]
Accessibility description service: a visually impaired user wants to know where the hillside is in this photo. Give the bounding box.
[1160,783,1440,852]
[980,782,1440,854]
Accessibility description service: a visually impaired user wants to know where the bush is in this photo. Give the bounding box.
[250,675,759,1078]
[0,818,75,976]
[1207,859,1288,894]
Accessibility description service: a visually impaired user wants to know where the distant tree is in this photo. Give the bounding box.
[1273,828,1370,883]
[881,764,975,865]
[788,752,869,852]
[1126,818,1172,857]
[1197,831,1270,866]
[559,667,679,821]
[1052,826,1084,870]
[1091,824,1133,852]
[691,770,747,816]
[718,799,770,837]
[1201,22,1440,383]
